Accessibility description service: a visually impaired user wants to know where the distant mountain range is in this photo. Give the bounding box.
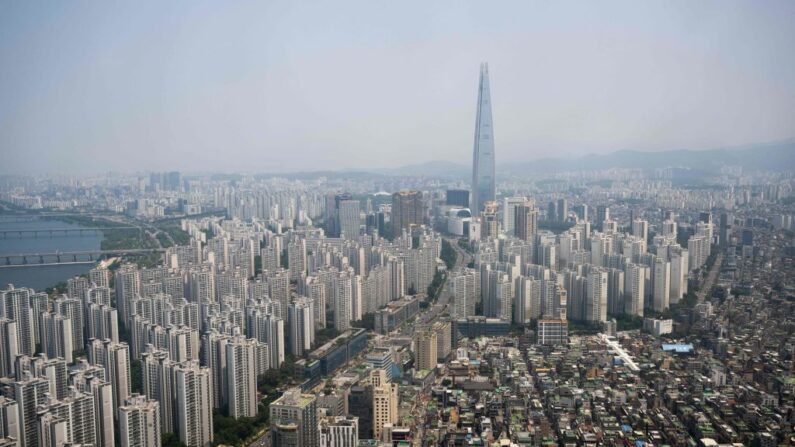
[380,139,795,178]
[254,139,795,179]
[498,139,795,175]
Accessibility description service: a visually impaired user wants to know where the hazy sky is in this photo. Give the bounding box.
[1,1,794,174]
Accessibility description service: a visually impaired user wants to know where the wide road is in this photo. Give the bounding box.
[698,251,724,302]
[397,236,472,337]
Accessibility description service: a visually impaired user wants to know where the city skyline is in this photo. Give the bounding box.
[0,2,794,447]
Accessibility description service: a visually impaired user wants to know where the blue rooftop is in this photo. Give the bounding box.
[661,343,694,353]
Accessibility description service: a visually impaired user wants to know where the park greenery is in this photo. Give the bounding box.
[351,312,376,331]
[426,270,445,303]
[457,238,473,254]
[312,327,341,350]
[440,239,457,270]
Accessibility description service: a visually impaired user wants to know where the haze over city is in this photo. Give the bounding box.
[1,3,795,447]
[2,0,794,174]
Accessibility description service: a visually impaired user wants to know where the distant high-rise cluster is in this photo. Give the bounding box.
[390,190,425,239]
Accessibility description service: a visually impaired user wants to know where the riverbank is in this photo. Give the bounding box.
[0,216,103,290]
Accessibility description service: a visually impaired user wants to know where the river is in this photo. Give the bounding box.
[0,217,103,290]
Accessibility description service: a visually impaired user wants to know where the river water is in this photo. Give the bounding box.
[0,217,103,290]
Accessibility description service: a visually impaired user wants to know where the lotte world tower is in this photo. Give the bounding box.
[471,62,496,213]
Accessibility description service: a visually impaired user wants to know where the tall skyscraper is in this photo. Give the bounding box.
[471,62,496,213]
[391,190,425,238]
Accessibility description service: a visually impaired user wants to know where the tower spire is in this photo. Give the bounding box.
[471,62,496,213]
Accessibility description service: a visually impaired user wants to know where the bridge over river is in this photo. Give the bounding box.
[0,248,165,267]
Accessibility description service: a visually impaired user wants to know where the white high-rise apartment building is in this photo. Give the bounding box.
[662,219,677,237]
[653,258,671,312]
[14,375,50,447]
[333,271,353,332]
[37,389,97,446]
[623,264,647,317]
[201,331,232,409]
[115,265,141,325]
[289,298,315,357]
[669,252,688,304]
[688,235,709,271]
[141,349,174,434]
[119,395,161,447]
[305,277,327,329]
[350,275,363,322]
[188,268,215,305]
[0,318,19,378]
[338,200,360,240]
[226,336,258,418]
[288,238,307,281]
[40,312,73,363]
[89,267,111,288]
[453,269,477,319]
[632,219,649,242]
[0,396,19,446]
[55,296,84,351]
[0,285,36,355]
[514,276,541,323]
[78,376,115,447]
[87,303,119,343]
[495,273,512,321]
[173,362,213,447]
[269,269,290,319]
[88,339,131,418]
[585,269,608,323]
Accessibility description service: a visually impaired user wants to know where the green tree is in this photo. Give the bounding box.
[351,313,375,331]
[162,433,187,447]
[440,239,457,270]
